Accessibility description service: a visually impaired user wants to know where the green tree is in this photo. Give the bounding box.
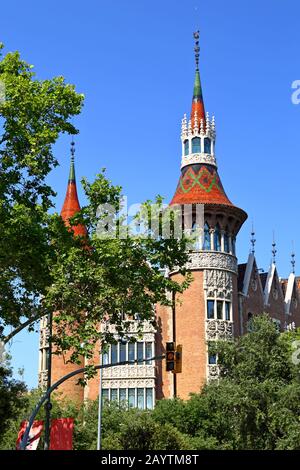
[0,44,84,341]
[45,174,191,366]
[0,44,190,370]
[181,315,300,449]
[0,358,27,443]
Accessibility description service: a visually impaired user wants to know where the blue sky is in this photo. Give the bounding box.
[1,0,300,388]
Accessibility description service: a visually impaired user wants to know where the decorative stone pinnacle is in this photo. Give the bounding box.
[291,242,296,274]
[272,232,277,265]
[250,224,256,255]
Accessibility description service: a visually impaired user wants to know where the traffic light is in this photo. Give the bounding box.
[175,344,182,374]
[165,342,183,373]
[166,342,176,372]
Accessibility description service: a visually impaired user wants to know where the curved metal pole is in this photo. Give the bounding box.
[20,354,165,450]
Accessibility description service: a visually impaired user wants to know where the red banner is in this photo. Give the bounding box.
[16,420,44,450]
[49,418,74,450]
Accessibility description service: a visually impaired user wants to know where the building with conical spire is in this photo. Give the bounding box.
[38,33,300,405]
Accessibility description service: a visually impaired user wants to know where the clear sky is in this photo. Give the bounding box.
[1,0,300,388]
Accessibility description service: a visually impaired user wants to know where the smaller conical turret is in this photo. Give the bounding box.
[61,140,87,237]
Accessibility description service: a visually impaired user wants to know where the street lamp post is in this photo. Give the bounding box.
[96,351,103,450]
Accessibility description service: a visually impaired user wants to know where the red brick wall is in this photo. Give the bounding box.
[156,271,207,400]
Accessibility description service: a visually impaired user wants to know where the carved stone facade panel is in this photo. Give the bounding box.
[186,252,237,273]
[204,269,233,299]
[207,364,219,381]
[102,364,155,380]
[102,378,155,389]
[104,321,156,336]
[38,371,48,390]
[206,320,233,341]
[181,152,217,169]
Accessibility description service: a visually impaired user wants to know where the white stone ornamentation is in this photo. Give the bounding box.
[181,152,217,169]
[186,251,237,273]
[102,378,155,389]
[204,269,233,299]
[206,320,233,341]
[102,364,155,380]
[207,364,219,381]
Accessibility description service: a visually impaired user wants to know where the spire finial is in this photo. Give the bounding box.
[69,138,76,182]
[193,30,200,71]
[272,231,277,265]
[291,241,296,274]
[250,221,256,255]
[71,138,75,162]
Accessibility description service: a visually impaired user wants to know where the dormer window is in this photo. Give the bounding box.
[192,137,201,153]
[204,137,211,154]
[184,139,189,156]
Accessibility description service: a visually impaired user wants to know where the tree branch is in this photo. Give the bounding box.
[3,311,44,344]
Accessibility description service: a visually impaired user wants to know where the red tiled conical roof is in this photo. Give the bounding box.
[61,145,87,237]
[170,163,233,206]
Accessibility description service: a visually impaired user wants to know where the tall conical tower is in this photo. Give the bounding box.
[156,32,247,400]
[39,142,86,402]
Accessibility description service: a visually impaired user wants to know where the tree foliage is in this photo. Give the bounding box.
[0,358,27,441]
[0,44,84,332]
[1,318,300,450]
[0,45,190,368]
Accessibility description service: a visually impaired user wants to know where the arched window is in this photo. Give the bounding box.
[204,137,211,153]
[214,224,221,251]
[192,137,201,153]
[224,231,230,253]
[203,222,211,250]
[184,140,189,156]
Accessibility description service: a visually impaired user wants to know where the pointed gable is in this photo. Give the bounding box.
[263,263,285,308]
[284,273,300,316]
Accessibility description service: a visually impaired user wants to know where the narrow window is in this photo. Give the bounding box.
[119,388,126,404]
[146,388,154,409]
[120,342,126,362]
[192,137,201,153]
[184,139,189,155]
[207,300,215,319]
[203,222,211,250]
[137,388,144,409]
[208,354,217,365]
[224,232,230,253]
[217,300,223,320]
[145,342,153,365]
[214,224,221,251]
[225,302,231,321]
[102,389,109,403]
[111,389,118,401]
[128,343,135,363]
[204,137,211,153]
[232,237,236,255]
[102,350,109,365]
[137,342,144,363]
[128,388,135,408]
[111,344,118,364]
